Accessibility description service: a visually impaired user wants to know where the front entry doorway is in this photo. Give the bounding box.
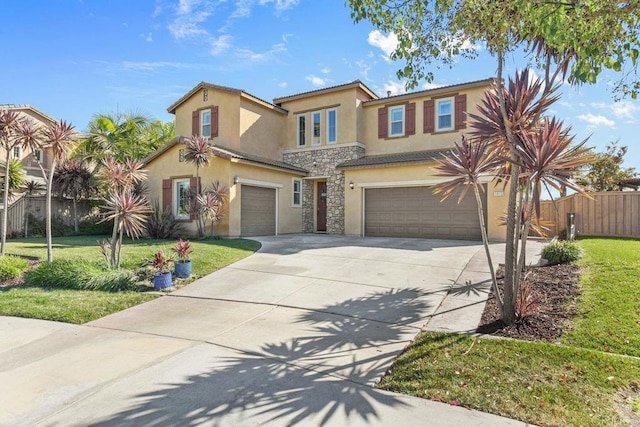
[316,181,327,232]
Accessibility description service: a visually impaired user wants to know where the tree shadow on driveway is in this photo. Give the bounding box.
[91,288,437,426]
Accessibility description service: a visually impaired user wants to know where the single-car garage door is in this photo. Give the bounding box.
[241,185,276,236]
[365,186,484,240]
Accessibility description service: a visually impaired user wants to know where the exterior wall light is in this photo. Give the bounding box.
[234,176,239,184]
[349,181,354,190]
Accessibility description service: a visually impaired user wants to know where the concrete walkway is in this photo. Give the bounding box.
[0,235,541,426]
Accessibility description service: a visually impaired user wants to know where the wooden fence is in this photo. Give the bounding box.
[0,196,97,236]
[539,191,640,238]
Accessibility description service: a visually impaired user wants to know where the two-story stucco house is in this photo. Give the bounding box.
[144,79,508,240]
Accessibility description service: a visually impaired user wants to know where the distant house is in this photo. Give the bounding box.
[144,79,508,240]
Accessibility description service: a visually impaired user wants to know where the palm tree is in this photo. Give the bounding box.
[77,112,153,163]
[53,159,98,232]
[184,135,212,238]
[42,120,77,262]
[0,109,22,254]
[22,180,45,238]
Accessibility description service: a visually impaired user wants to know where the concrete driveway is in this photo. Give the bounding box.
[0,235,534,426]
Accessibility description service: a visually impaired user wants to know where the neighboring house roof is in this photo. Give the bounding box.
[338,149,448,169]
[0,104,57,124]
[273,80,378,104]
[143,136,307,175]
[617,177,640,189]
[362,78,495,106]
[167,82,288,114]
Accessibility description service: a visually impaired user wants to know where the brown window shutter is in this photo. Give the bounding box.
[162,179,172,211]
[192,111,199,136]
[423,100,434,133]
[189,176,201,220]
[211,106,219,137]
[455,94,467,130]
[378,107,388,139]
[406,102,416,135]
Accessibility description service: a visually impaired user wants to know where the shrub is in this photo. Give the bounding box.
[146,200,184,239]
[78,215,113,235]
[26,213,73,237]
[24,258,136,292]
[0,255,29,281]
[542,241,583,265]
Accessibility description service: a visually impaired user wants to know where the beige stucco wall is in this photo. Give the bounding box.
[174,88,242,146]
[362,84,490,155]
[343,162,508,241]
[145,141,303,238]
[238,98,286,160]
[278,87,368,151]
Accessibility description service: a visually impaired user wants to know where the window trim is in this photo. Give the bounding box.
[173,178,191,220]
[311,111,322,146]
[12,146,22,160]
[435,97,455,132]
[326,108,337,144]
[388,105,405,137]
[292,178,302,207]
[201,109,212,138]
[297,113,306,147]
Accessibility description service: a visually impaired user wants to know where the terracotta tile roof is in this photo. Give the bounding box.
[337,149,449,169]
[362,78,495,106]
[209,144,308,174]
[273,80,378,104]
[143,136,307,174]
[167,82,287,114]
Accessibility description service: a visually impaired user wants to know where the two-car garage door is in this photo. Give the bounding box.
[365,186,484,240]
[241,185,276,237]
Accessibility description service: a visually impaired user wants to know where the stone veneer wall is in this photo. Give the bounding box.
[284,145,365,234]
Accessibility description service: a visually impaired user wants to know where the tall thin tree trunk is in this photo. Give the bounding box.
[110,218,119,268]
[1,152,11,255]
[24,198,30,238]
[72,197,78,233]
[46,163,56,262]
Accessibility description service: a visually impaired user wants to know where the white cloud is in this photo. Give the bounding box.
[168,0,213,40]
[305,75,328,87]
[278,81,288,88]
[141,32,153,42]
[383,80,406,96]
[593,100,639,121]
[356,60,373,81]
[120,61,192,71]
[577,113,615,128]
[367,30,398,62]
[210,35,232,55]
[320,66,331,75]
[422,82,444,90]
[236,42,286,62]
[258,0,300,12]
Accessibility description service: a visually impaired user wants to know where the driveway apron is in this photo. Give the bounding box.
[0,235,530,426]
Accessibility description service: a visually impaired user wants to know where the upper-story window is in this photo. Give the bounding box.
[436,98,454,131]
[34,148,43,162]
[12,147,21,160]
[312,111,321,146]
[297,114,306,147]
[327,108,337,144]
[201,110,212,138]
[389,105,405,137]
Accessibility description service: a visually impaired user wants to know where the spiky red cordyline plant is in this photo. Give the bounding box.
[197,180,229,236]
[101,190,151,269]
[185,135,212,238]
[434,136,504,312]
[41,120,77,262]
[0,109,22,255]
[101,157,146,193]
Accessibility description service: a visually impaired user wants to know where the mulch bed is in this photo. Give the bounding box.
[477,263,582,342]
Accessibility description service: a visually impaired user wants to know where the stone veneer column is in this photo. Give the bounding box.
[284,145,364,235]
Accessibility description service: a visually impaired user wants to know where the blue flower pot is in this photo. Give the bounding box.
[153,271,173,290]
[174,260,192,278]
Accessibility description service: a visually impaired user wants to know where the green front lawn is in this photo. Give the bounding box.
[379,237,640,426]
[0,236,261,324]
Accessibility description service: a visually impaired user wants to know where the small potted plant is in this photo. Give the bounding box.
[172,238,193,278]
[151,250,174,290]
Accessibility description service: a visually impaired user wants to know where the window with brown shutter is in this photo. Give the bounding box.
[162,179,172,211]
[423,100,434,133]
[211,106,219,137]
[189,176,200,220]
[455,94,467,130]
[378,107,388,139]
[191,111,199,136]
[406,102,416,135]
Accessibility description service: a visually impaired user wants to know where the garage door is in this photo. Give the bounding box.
[241,185,276,236]
[365,186,484,240]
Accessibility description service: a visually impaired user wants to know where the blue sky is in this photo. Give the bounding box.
[2,0,639,171]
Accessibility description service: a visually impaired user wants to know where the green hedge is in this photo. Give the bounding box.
[0,255,29,281]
